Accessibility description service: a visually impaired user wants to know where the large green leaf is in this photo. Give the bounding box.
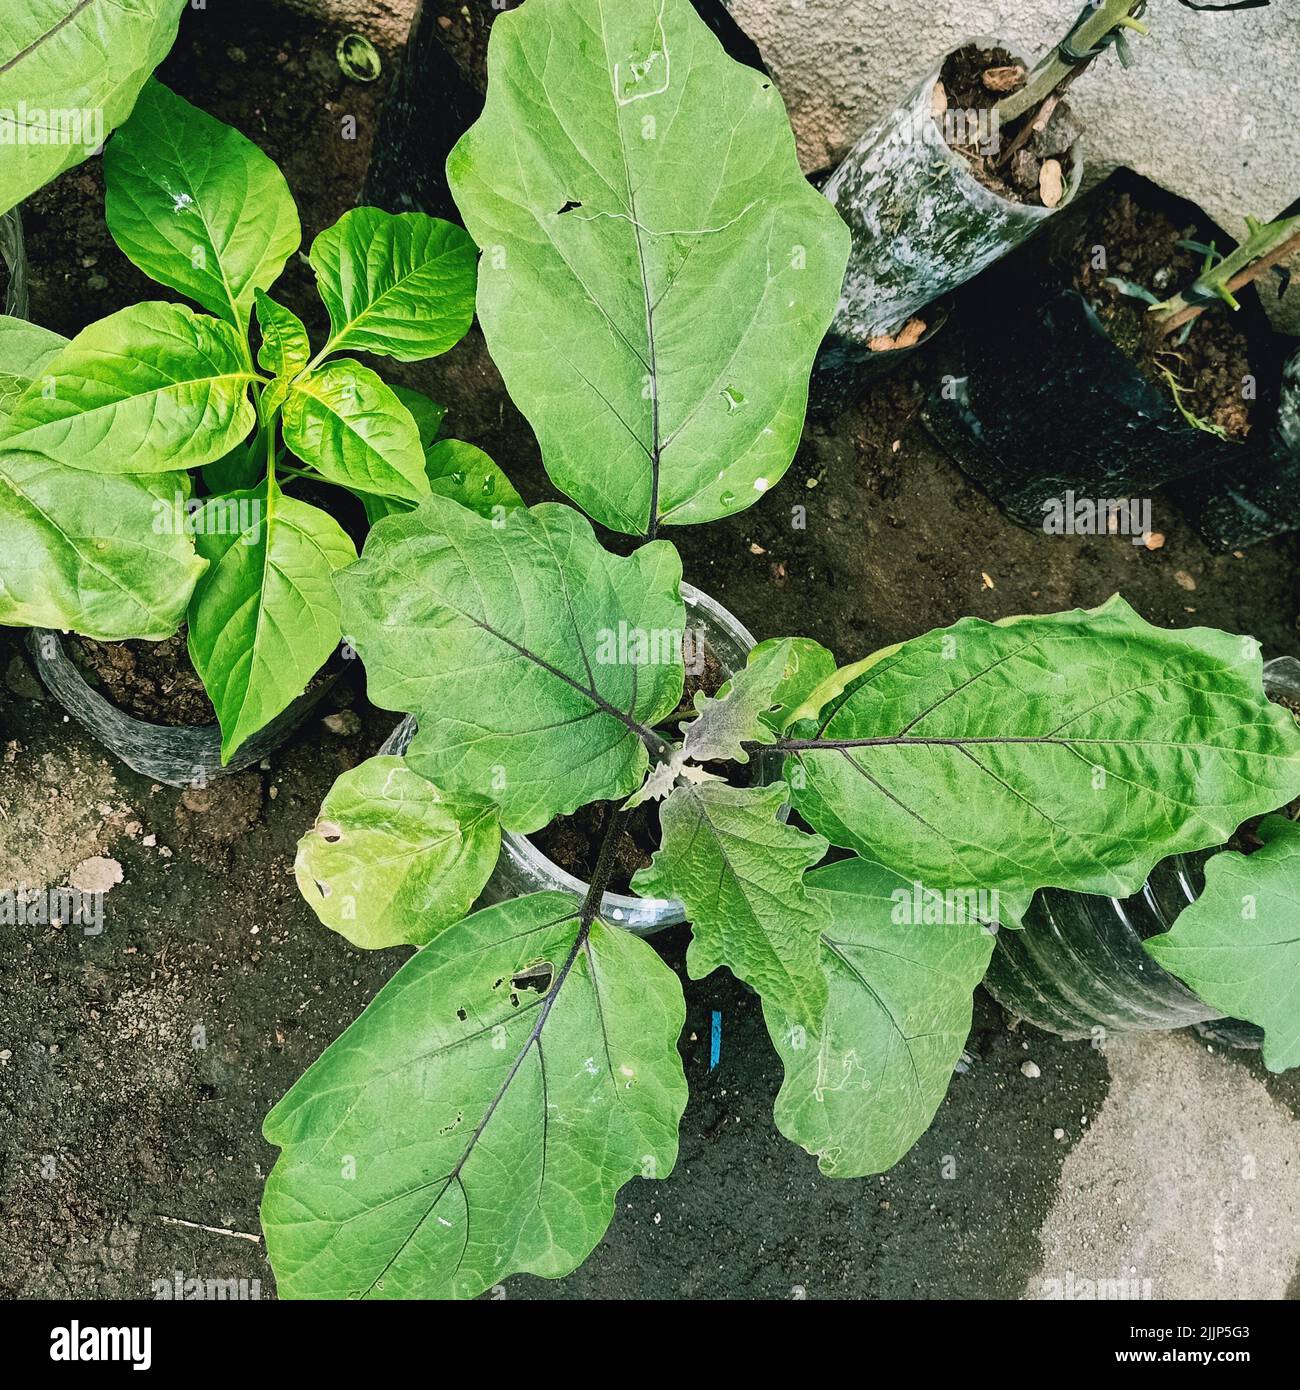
[360,438,523,526]
[0,446,203,638]
[187,482,356,761]
[765,856,995,1177]
[633,780,829,1026]
[104,81,300,332]
[262,890,687,1300]
[0,315,66,424]
[295,755,501,951]
[282,359,430,502]
[447,0,849,535]
[1146,815,1300,1072]
[788,597,1300,927]
[0,0,183,217]
[338,496,684,832]
[0,302,257,472]
[309,207,477,362]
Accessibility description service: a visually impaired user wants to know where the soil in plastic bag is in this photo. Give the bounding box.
[68,632,216,727]
[1171,342,1300,549]
[938,44,1078,210]
[922,170,1276,527]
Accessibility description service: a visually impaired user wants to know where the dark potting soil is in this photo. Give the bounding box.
[68,633,216,727]
[1060,187,1260,441]
[531,639,730,891]
[937,45,1078,210]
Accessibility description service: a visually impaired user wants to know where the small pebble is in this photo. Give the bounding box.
[1020,1060,1041,1079]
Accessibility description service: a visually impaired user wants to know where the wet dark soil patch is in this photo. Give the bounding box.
[69,633,215,727]
[1057,185,1261,440]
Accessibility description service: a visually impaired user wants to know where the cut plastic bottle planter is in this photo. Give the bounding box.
[823,41,1082,347]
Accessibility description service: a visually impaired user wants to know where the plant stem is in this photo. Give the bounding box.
[577,805,630,926]
[997,0,1147,125]
[1155,218,1300,336]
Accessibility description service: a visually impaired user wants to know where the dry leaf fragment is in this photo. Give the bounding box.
[981,572,996,590]
[982,65,1025,93]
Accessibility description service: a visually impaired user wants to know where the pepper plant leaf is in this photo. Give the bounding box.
[295,755,501,951]
[105,81,301,332]
[187,482,356,762]
[1145,815,1300,1072]
[338,495,684,832]
[255,290,311,380]
[1,302,257,472]
[308,207,477,362]
[0,446,204,639]
[0,316,65,423]
[360,438,523,526]
[788,596,1300,927]
[633,780,829,1027]
[447,0,850,535]
[764,855,995,1177]
[389,384,446,449]
[261,890,688,1300]
[282,359,430,502]
[0,0,183,217]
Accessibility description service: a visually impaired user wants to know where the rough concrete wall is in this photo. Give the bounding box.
[274,0,419,49]
[730,0,1300,331]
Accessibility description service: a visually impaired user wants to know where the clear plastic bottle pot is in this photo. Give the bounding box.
[27,631,340,788]
[378,583,781,936]
[982,656,1299,1041]
[823,40,1082,343]
[0,205,28,318]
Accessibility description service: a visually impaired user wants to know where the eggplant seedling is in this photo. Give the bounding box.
[258,0,1300,1302]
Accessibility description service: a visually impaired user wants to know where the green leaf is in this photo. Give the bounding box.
[202,435,264,495]
[632,780,829,1027]
[679,639,789,764]
[447,0,850,534]
[282,359,430,502]
[187,482,356,762]
[747,636,838,731]
[765,855,995,1177]
[389,384,446,448]
[295,755,501,950]
[261,891,687,1300]
[0,447,204,638]
[309,207,477,361]
[789,597,1300,928]
[1,302,257,472]
[0,0,183,216]
[105,81,300,331]
[337,496,683,832]
[0,315,65,425]
[360,438,524,526]
[1146,815,1300,1072]
[255,290,310,380]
